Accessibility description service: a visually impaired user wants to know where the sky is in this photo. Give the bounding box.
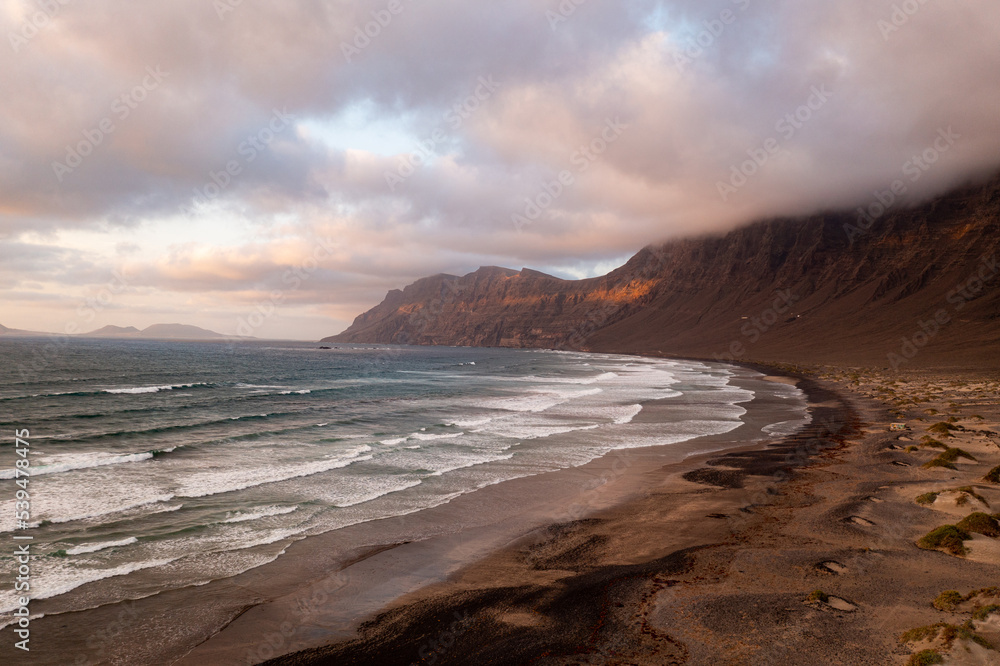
[2,0,1000,340]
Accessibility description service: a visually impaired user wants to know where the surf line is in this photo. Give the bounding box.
[11,428,32,652]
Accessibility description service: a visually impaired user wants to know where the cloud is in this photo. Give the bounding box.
[2,0,1000,336]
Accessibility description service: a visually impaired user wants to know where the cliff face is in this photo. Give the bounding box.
[326,175,1000,369]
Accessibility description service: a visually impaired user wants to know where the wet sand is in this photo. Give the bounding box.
[260,367,1000,666]
[3,367,805,665]
[14,363,999,665]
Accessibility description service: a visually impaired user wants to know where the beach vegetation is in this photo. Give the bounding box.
[807,589,829,603]
[900,623,953,644]
[956,512,1000,538]
[923,457,957,470]
[932,590,964,611]
[905,650,944,666]
[985,466,1000,484]
[968,587,1000,600]
[938,448,976,463]
[900,621,993,650]
[928,422,957,437]
[916,492,939,506]
[955,486,989,507]
[972,605,1000,621]
[917,525,971,556]
[920,437,948,450]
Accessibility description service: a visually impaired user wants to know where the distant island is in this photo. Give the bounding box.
[0,323,233,340]
[81,323,229,340]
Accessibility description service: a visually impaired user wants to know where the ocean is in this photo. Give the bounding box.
[0,338,809,630]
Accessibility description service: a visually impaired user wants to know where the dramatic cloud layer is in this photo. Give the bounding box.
[2,0,1000,338]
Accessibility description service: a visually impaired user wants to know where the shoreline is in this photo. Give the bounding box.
[219,365,850,664]
[11,358,997,664]
[172,365,813,665]
[2,358,806,665]
[260,364,1000,665]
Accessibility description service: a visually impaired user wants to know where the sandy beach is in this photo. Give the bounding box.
[8,361,998,665]
[257,363,1000,666]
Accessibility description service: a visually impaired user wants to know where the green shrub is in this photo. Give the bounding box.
[923,457,957,470]
[986,466,1000,484]
[972,604,1000,621]
[956,513,1000,538]
[808,589,829,603]
[968,587,1000,600]
[906,650,944,666]
[901,622,993,650]
[920,437,949,450]
[939,448,977,463]
[917,492,940,506]
[933,590,964,611]
[956,486,990,507]
[928,422,957,437]
[918,525,971,556]
[901,623,954,644]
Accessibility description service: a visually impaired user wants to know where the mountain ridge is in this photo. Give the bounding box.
[82,323,228,340]
[326,174,1000,369]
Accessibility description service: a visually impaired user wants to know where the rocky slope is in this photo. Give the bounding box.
[325,174,1000,369]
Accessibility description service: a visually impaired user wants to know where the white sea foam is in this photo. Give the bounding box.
[177,446,373,498]
[0,557,181,615]
[222,505,299,524]
[447,417,493,428]
[762,416,812,437]
[483,422,601,440]
[65,537,138,555]
[329,478,424,508]
[613,404,643,424]
[5,494,178,532]
[0,451,155,479]
[104,382,209,394]
[475,387,603,413]
[410,431,464,441]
